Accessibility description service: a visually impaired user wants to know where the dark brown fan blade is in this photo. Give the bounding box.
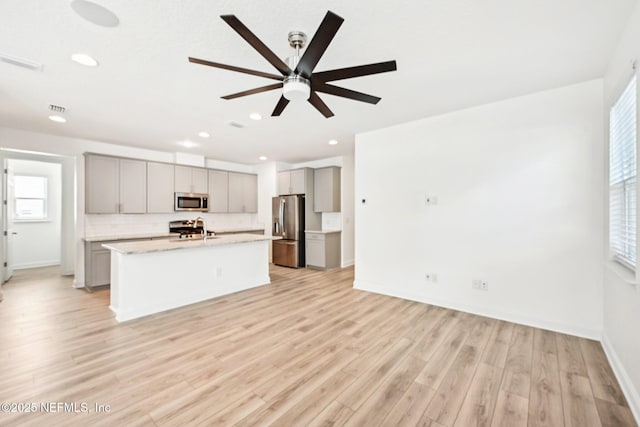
[188,57,284,81]
[220,15,291,76]
[314,82,381,104]
[222,83,283,100]
[294,11,344,79]
[312,60,397,82]
[308,91,334,118]
[272,96,290,116]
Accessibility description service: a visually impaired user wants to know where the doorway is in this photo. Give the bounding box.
[0,149,75,292]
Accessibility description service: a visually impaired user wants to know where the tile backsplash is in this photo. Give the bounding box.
[322,212,342,230]
[85,212,260,237]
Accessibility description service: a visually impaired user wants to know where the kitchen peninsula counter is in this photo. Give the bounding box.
[104,234,277,322]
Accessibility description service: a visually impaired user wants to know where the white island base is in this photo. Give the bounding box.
[104,235,272,322]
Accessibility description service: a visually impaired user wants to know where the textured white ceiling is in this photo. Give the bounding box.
[0,0,636,164]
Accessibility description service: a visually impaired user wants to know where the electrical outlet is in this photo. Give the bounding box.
[425,272,438,283]
[472,279,488,291]
[425,195,438,206]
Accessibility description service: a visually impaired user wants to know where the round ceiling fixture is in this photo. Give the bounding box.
[198,131,210,138]
[328,139,338,145]
[49,115,67,123]
[259,156,268,161]
[71,53,99,67]
[70,0,120,27]
[249,112,262,121]
[177,140,198,148]
[282,76,310,102]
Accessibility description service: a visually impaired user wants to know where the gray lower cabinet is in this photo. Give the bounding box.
[85,237,160,288]
[305,232,341,269]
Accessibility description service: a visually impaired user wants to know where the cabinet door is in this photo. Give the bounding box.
[147,162,175,213]
[86,154,119,213]
[192,168,208,193]
[91,249,111,286]
[174,165,192,193]
[290,169,306,194]
[277,171,290,195]
[119,159,147,213]
[208,170,228,213]
[227,172,245,212]
[228,173,258,213]
[314,167,341,212]
[306,235,325,268]
[244,174,258,213]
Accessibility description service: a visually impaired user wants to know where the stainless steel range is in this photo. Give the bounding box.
[169,219,215,239]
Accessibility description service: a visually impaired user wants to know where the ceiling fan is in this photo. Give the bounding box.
[188,11,397,118]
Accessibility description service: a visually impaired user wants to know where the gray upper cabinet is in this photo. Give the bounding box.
[228,172,258,213]
[86,154,119,214]
[314,166,341,212]
[86,154,147,214]
[278,168,309,195]
[147,162,175,213]
[208,170,229,213]
[175,165,208,193]
[119,159,147,213]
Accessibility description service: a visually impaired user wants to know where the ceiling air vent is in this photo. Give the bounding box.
[49,104,66,113]
[227,121,245,129]
[0,52,43,71]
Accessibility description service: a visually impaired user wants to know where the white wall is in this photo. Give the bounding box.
[355,79,604,338]
[8,159,61,269]
[602,1,640,420]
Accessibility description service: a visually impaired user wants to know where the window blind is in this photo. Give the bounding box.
[609,75,637,269]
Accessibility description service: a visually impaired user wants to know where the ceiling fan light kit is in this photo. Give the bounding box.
[189,10,397,118]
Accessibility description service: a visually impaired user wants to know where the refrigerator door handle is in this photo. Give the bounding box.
[280,199,286,237]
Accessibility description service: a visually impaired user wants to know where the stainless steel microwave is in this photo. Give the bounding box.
[174,192,208,212]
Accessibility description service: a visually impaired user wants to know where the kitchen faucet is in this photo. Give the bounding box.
[194,216,208,241]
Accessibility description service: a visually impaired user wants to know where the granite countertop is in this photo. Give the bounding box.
[84,226,265,242]
[102,233,280,255]
[305,229,342,234]
[84,232,177,242]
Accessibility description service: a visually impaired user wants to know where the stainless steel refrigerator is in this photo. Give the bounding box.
[272,195,305,268]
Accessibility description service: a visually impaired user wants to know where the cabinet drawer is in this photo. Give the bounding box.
[306,233,325,241]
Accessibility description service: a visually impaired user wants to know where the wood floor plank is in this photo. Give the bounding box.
[492,390,529,427]
[579,338,629,407]
[454,362,503,427]
[528,328,564,427]
[501,324,534,398]
[559,372,603,427]
[0,265,635,427]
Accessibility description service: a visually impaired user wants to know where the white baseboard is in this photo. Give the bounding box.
[601,333,640,424]
[12,260,60,270]
[341,259,354,268]
[353,279,600,340]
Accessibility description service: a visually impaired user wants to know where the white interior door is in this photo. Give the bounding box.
[3,159,14,282]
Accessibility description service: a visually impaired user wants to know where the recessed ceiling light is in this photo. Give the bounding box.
[70,0,120,27]
[177,140,198,148]
[71,53,99,67]
[328,139,338,145]
[259,156,267,161]
[249,112,262,121]
[198,131,210,138]
[48,115,67,123]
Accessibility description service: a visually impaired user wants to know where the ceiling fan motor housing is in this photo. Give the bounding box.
[283,75,311,101]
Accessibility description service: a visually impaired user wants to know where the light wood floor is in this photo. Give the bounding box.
[0,265,636,427]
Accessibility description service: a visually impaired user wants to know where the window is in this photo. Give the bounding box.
[609,75,637,269]
[14,175,48,220]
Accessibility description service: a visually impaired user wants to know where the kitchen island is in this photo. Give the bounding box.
[103,234,276,322]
